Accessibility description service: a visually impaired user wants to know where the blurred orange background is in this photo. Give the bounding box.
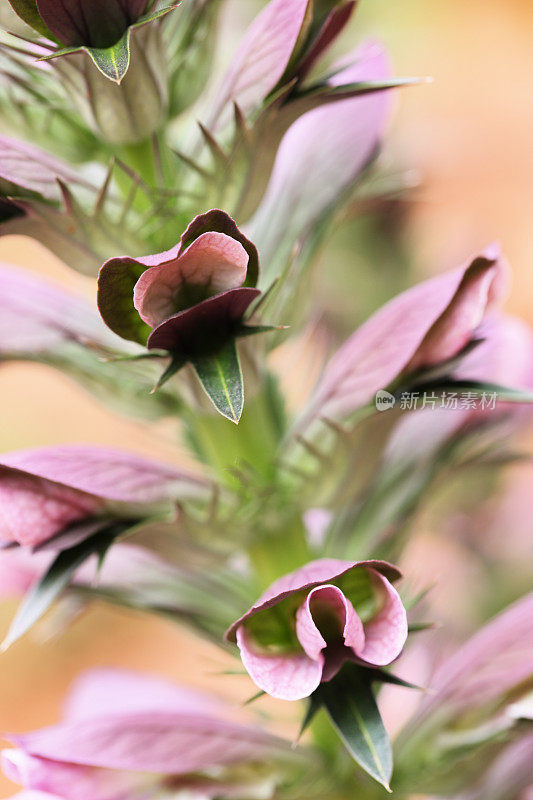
[1,0,533,795]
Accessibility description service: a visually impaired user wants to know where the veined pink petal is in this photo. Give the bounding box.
[0,264,116,355]
[418,592,533,718]
[0,548,53,597]
[0,470,101,548]
[133,232,249,328]
[295,584,365,661]
[407,248,508,371]
[249,40,391,266]
[358,570,408,666]
[2,748,145,800]
[209,0,309,125]
[11,712,291,774]
[226,558,401,641]
[456,313,533,389]
[7,792,64,800]
[236,626,323,701]
[0,445,205,506]
[300,246,506,425]
[0,136,85,202]
[64,669,226,721]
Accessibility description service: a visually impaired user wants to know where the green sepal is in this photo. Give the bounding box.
[38,4,179,83]
[371,668,425,691]
[151,354,187,393]
[191,338,244,424]
[1,525,119,651]
[236,324,288,339]
[97,257,152,345]
[316,665,393,790]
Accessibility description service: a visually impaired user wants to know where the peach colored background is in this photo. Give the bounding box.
[1,0,533,795]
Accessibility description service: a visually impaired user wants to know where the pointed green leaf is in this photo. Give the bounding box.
[151,354,186,393]
[243,690,266,706]
[297,692,324,743]
[2,527,117,650]
[237,324,288,338]
[191,338,244,424]
[371,669,425,691]
[318,666,393,790]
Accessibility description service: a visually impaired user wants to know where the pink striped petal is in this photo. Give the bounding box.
[133,232,249,328]
[2,749,144,800]
[64,669,225,721]
[236,626,323,701]
[408,248,508,371]
[419,592,533,717]
[0,264,115,355]
[209,0,309,124]
[0,469,100,547]
[11,712,291,774]
[301,246,507,424]
[0,548,53,597]
[226,558,400,641]
[0,136,85,202]
[250,40,391,265]
[7,793,64,800]
[358,570,408,666]
[0,445,204,505]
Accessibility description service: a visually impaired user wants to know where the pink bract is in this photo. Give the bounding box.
[301,245,508,425]
[226,558,407,701]
[2,669,294,800]
[0,445,205,547]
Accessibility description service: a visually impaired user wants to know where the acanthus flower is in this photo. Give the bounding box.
[226,558,407,701]
[98,209,264,421]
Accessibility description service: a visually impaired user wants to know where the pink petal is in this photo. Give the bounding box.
[295,585,365,661]
[2,748,143,800]
[209,0,309,125]
[236,626,323,701]
[11,712,291,774]
[0,136,85,201]
[407,248,508,371]
[226,558,401,641]
[7,793,64,800]
[0,445,205,505]
[456,313,533,390]
[0,469,100,547]
[133,232,249,328]
[0,548,52,597]
[300,246,506,425]
[0,263,116,355]
[358,570,408,666]
[64,669,225,721]
[249,41,391,266]
[418,592,533,717]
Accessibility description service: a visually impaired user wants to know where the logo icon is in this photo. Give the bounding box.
[375,390,396,411]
